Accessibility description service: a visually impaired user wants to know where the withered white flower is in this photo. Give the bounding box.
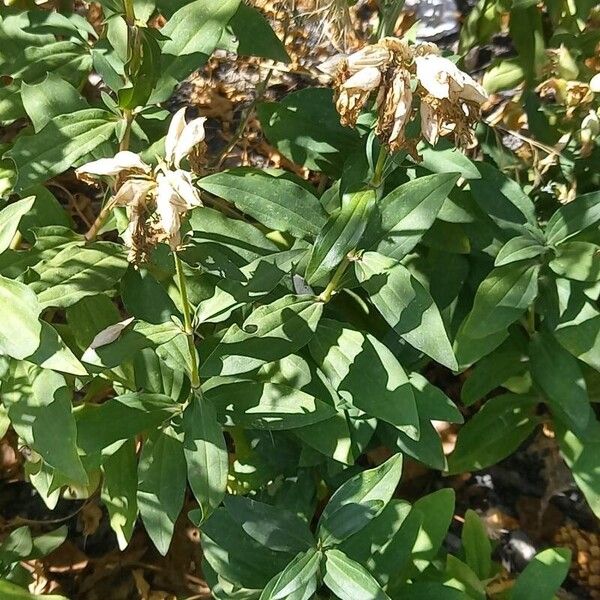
[77,109,205,263]
[326,36,488,157]
[415,55,487,104]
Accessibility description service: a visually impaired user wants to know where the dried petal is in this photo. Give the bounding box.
[76,151,150,178]
[165,169,202,209]
[173,117,207,168]
[346,46,391,73]
[420,99,440,145]
[155,173,185,247]
[82,317,135,362]
[164,107,188,166]
[112,178,155,207]
[342,66,382,91]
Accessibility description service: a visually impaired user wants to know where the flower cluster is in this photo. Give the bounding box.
[322,37,488,158]
[77,108,206,264]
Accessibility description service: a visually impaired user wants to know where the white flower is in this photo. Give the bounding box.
[75,150,151,177]
[77,110,205,262]
[342,67,382,91]
[415,55,487,104]
[164,106,207,168]
[590,73,600,93]
[346,46,391,73]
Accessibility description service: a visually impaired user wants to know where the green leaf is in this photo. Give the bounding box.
[482,58,525,93]
[138,427,187,556]
[6,109,117,193]
[462,510,492,579]
[556,412,600,518]
[183,392,228,524]
[196,249,304,324]
[258,88,361,177]
[306,189,375,285]
[447,394,539,474]
[411,488,455,570]
[546,191,600,245]
[323,549,391,600]
[260,548,319,600]
[77,392,178,455]
[340,500,420,587]
[554,300,600,372]
[461,336,528,406]
[198,168,326,239]
[0,526,33,562]
[495,235,547,266]
[204,379,336,430]
[7,367,87,485]
[0,580,68,600]
[318,454,403,546]
[21,73,87,132]
[370,173,459,260]
[224,495,313,554]
[121,266,179,324]
[458,261,540,339]
[156,0,241,99]
[0,196,35,254]
[101,439,139,550]
[29,242,128,309]
[529,330,589,432]
[511,548,571,600]
[202,294,323,377]
[418,144,481,180]
[308,319,419,439]
[225,3,290,63]
[0,275,42,359]
[356,252,457,370]
[445,555,486,600]
[469,162,537,237]
[202,508,291,590]
[27,321,88,376]
[549,242,600,282]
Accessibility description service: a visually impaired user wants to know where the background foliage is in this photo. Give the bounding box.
[0,0,599,598]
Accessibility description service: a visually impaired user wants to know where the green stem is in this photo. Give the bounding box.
[174,252,200,389]
[372,145,388,188]
[319,255,351,303]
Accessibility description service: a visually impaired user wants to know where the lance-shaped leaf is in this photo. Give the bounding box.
[7,366,87,486]
[356,252,457,370]
[318,454,403,546]
[0,196,35,253]
[101,439,139,550]
[557,412,600,518]
[0,274,42,359]
[546,191,600,245]
[204,379,336,430]
[309,319,419,439]
[306,189,375,285]
[458,260,540,339]
[6,108,118,192]
[529,330,589,432]
[202,294,323,377]
[323,549,391,600]
[370,173,459,260]
[495,234,547,266]
[77,392,178,455]
[512,548,571,600]
[29,242,128,309]
[260,548,320,600]
[198,168,325,239]
[183,392,228,524]
[447,394,539,474]
[138,427,187,556]
[156,0,241,99]
[224,495,314,554]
